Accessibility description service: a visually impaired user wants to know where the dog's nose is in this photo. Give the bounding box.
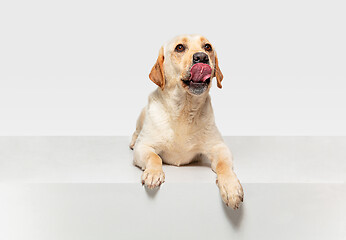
[193,52,209,64]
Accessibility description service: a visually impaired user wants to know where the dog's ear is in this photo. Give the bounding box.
[214,52,223,88]
[149,46,165,90]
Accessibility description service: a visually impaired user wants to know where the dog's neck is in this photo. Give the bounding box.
[158,85,211,122]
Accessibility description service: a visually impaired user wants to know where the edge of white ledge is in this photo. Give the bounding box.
[0,136,345,184]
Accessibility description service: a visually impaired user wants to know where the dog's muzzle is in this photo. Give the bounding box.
[182,62,212,95]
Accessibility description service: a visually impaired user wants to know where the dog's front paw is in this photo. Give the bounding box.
[141,168,165,189]
[216,174,244,209]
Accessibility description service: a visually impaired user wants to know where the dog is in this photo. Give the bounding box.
[129,34,243,209]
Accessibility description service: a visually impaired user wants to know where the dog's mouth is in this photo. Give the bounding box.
[182,63,212,95]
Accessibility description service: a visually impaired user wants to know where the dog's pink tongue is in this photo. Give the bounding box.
[189,63,212,83]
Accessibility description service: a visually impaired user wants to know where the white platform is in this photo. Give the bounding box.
[0,137,345,240]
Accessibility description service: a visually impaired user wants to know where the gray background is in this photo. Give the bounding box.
[1,2,346,238]
[1,0,346,136]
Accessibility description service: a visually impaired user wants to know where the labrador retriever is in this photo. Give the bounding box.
[130,34,243,209]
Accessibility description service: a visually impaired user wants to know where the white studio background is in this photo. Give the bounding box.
[0,0,345,136]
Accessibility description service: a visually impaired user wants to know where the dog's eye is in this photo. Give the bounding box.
[175,44,185,52]
[204,43,212,52]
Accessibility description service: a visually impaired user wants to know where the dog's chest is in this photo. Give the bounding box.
[159,121,205,165]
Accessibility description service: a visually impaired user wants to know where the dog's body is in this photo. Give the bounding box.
[130,35,243,209]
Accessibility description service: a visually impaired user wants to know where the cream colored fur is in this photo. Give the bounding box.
[130,35,243,209]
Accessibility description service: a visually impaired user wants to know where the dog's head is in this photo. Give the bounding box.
[149,35,223,95]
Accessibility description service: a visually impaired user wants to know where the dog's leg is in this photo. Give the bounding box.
[206,143,244,209]
[129,107,146,150]
[133,145,165,189]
